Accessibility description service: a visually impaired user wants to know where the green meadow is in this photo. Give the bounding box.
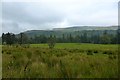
[2,43,118,78]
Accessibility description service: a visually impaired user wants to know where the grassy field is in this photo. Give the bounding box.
[31,43,118,51]
[2,43,118,78]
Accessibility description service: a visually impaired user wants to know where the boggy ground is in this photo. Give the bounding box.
[2,43,118,78]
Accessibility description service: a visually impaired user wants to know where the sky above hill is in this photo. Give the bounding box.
[1,0,119,34]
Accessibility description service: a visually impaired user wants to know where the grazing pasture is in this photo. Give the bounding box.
[2,43,118,78]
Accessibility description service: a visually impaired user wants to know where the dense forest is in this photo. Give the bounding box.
[1,30,119,45]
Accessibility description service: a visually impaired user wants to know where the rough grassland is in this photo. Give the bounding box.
[2,43,118,78]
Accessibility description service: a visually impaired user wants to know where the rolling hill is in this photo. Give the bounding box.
[20,26,118,38]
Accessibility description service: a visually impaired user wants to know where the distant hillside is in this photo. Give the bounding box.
[18,26,118,38]
[53,26,118,31]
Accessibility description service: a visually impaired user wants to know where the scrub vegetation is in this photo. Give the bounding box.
[2,43,118,78]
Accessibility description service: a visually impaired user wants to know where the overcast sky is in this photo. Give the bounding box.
[1,0,119,34]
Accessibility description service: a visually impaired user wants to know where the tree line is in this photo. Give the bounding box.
[1,30,118,45]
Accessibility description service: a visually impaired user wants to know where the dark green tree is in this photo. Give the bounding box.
[5,32,13,45]
[2,33,6,44]
[100,31,111,44]
[74,35,81,43]
[19,33,28,45]
[47,35,56,49]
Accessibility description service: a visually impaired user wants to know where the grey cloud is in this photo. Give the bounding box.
[2,2,66,34]
[2,2,65,26]
[1,0,118,34]
[2,21,24,34]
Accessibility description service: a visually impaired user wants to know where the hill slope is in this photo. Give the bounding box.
[19,26,118,38]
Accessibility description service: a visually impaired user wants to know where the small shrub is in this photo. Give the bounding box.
[12,52,23,59]
[108,52,113,55]
[69,50,72,53]
[48,42,55,49]
[47,35,56,49]
[16,45,18,48]
[14,44,19,48]
[35,50,39,53]
[6,51,11,54]
[43,51,46,54]
[12,56,16,60]
[109,55,117,60]
[2,50,4,54]
[89,63,94,68]
[108,55,113,60]
[94,50,98,53]
[103,51,113,55]
[87,52,93,55]
[87,50,93,55]
[113,55,117,59]
[103,51,107,54]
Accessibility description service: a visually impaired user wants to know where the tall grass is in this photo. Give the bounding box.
[2,43,118,78]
